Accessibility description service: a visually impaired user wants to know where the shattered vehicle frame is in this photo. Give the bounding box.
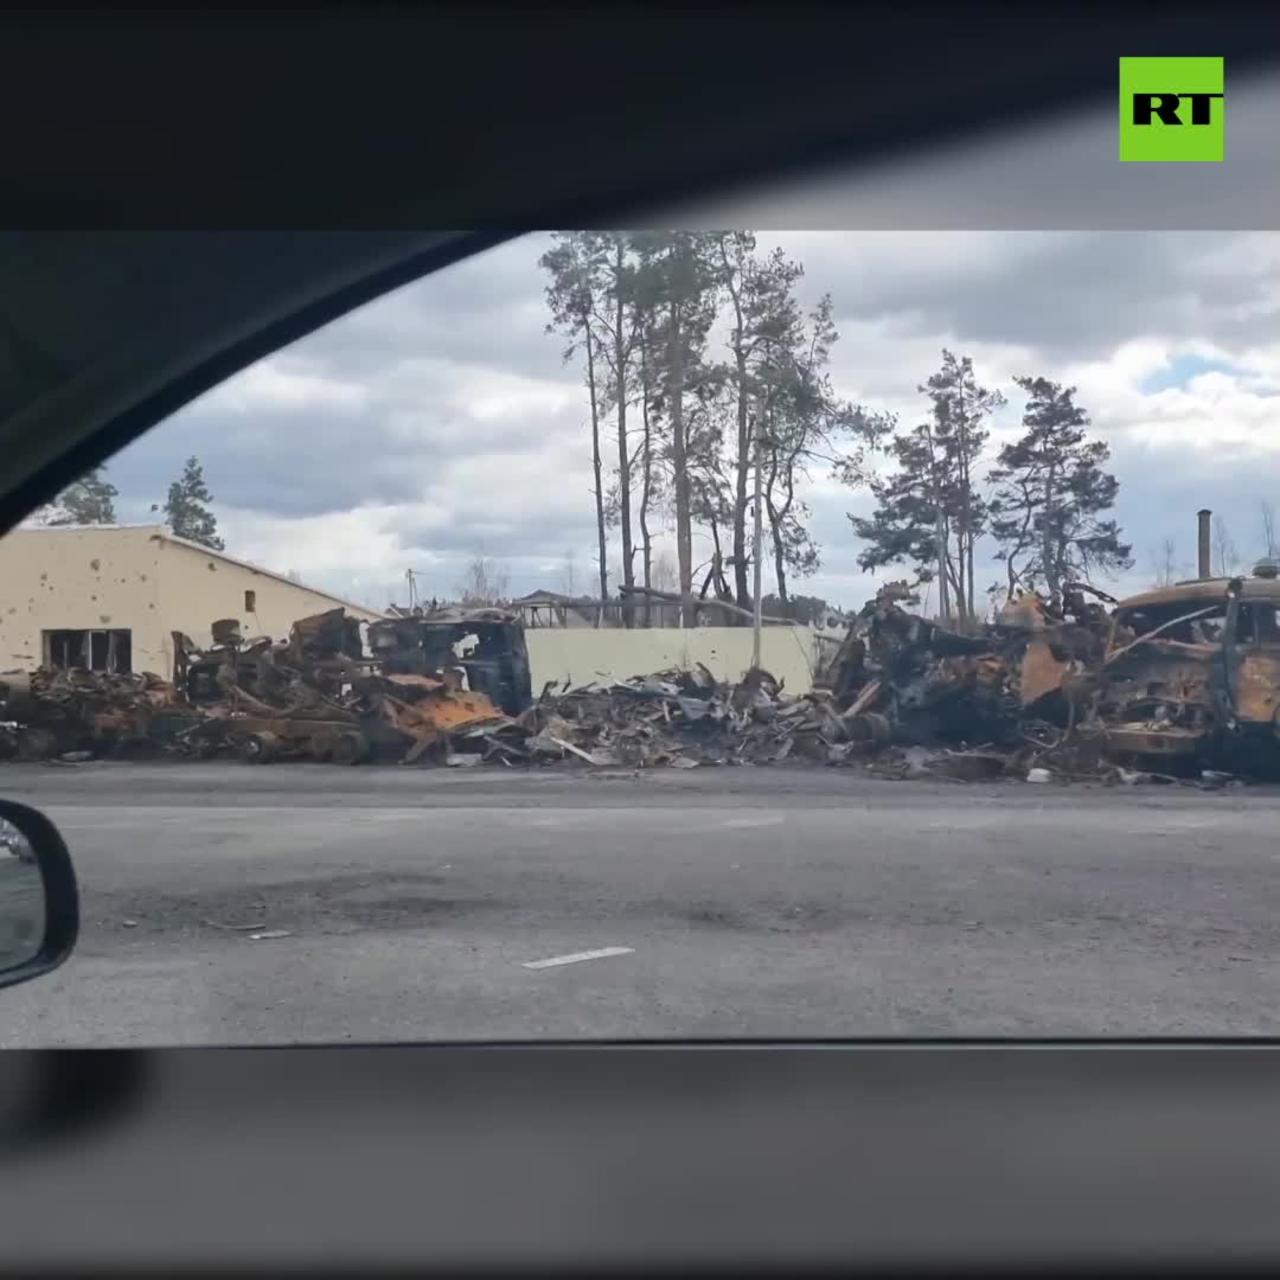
[367,608,533,717]
[1094,571,1280,770]
[825,586,1108,751]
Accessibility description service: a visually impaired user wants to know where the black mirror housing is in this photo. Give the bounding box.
[0,799,79,991]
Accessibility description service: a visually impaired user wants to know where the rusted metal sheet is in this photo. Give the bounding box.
[1236,653,1280,726]
[1017,637,1071,709]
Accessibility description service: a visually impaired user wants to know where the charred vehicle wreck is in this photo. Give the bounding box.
[170,607,534,765]
[1097,565,1280,772]
[367,608,533,717]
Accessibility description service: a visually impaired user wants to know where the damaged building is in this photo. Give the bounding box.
[0,525,385,677]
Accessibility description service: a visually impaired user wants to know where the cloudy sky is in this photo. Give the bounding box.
[100,229,1280,613]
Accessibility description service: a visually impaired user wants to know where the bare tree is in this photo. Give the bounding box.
[1260,500,1278,560]
[1212,515,1238,578]
[629,232,721,624]
[559,548,578,597]
[1149,536,1180,588]
[541,233,610,612]
[651,551,678,593]
[456,554,510,606]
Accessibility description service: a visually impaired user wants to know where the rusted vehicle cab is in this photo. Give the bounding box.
[367,609,533,717]
[1100,568,1280,765]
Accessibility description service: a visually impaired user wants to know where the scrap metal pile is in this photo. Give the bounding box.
[4,562,1280,782]
[0,607,528,767]
[170,608,528,765]
[485,666,843,770]
[812,568,1280,783]
[0,667,198,761]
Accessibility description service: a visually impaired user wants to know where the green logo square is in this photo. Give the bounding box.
[1119,57,1224,162]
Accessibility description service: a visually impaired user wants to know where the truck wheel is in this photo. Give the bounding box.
[16,729,58,761]
[240,731,279,764]
[329,731,369,765]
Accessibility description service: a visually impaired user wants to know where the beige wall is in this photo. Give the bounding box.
[0,526,382,677]
[526,625,818,694]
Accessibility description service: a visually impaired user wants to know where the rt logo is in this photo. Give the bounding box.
[1119,57,1224,162]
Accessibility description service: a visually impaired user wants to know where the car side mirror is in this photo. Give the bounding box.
[0,800,79,991]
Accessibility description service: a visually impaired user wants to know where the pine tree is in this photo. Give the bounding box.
[920,351,1003,619]
[627,231,722,624]
[850,351,1000,620]
[43,466,118,525]
[987,377,1131,602]
[541,232,610,621]
[163,456,224,550]
[849,414,949,601]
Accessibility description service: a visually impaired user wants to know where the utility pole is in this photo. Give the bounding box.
[751,393,764,671]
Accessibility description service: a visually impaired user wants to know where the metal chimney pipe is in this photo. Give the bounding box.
[1198,508,1212,579]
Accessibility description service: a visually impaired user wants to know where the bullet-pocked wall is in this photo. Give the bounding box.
[0,525,383,677]
[525,625,818,694]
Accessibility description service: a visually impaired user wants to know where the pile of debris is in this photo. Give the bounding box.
[171,608,525,765]
[460,665,849,770]
[6,555,1280,785]
[818,584,1111,761]
[0,667,196,761]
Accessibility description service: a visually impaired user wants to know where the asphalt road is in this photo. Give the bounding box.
[2,761,1279,1044]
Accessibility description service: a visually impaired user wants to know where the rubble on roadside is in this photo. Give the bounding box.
[4,565,1280,787]
[462,664,850,770]
[0,666,199,761]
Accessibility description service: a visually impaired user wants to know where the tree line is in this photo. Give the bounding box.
[36,456,225,550]
[541,231,890,625]
[852,359,1133,620]
[542,231,1135,625]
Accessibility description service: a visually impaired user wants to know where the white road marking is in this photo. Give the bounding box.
[523,946,634,970]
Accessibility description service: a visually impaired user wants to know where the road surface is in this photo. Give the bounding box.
[2,762,1279,1044]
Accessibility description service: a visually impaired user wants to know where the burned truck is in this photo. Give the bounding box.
[1095,563,1280,770]
[169,606,533,764]
[825,584,1108,749]
[367,608,533,717]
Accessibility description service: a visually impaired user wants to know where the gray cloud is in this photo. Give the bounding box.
[93,229,1280,611]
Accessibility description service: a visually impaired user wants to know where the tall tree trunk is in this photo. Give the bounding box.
[958,410,974,620]
[934,514,950,621]
[1042,462,1058,603]
[638,332,654,629]
[612,239,635,625]
[667,305,694,626]
[584,323,607,627]
[767,497,790,609]
[962,535,972,619]
[729,305,751,614]
[921,418,950,620]
[732,342,751,616]
[764,438,801,610]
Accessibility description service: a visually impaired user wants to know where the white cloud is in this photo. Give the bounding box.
[204,358,370,415]
[96,230,1280,612]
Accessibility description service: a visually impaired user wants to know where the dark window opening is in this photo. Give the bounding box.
[43,628,133,674]
[1118,604,1227,645]
[1236,604,1280,646]
[245,589,256,612]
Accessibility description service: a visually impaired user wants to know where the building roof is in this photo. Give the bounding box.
[514,589,598,607]
[13,522,385,620]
